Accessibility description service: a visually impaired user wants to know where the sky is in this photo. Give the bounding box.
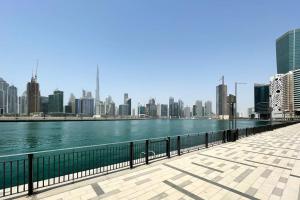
[1,0,300,116]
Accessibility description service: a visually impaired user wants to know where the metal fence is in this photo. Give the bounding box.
[0,121,299,198]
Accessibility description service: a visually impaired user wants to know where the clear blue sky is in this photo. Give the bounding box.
[1,0,300,116]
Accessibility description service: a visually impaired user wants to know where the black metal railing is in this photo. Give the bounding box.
[0,121,299,198]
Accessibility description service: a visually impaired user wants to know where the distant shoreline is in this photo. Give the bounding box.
[0,117,259,123]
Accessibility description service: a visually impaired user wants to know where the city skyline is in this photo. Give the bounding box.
[0,73,214,117]
[1,1,300,115]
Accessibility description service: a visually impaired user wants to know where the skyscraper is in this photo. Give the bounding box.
[7,85,18,114]
[124,93,128,104]
[195,100,203,118]
[104,96,115,117]
[81,90,94,116]
[146,98,157,117]
[169,97,174,117]
[75,99,81,115]
[27,74,40,114]
[254,84,270,119]
[178,99,184,118]
[161,104,168,117]
[119,104,129,116]
[95,65,101,116]
[123,93,131,115]
[19,91,28,115]
[0,78,9,115]
[40,96,49,114]
[204,101,212,116]
[216,76,228,118]
[282,71,294,117]
[68,93,76,114]
[276,28,300,74]
[48,90,64,113]
[270,74,283,118]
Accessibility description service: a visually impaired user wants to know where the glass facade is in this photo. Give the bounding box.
[276,29,300,74]
[254,84,270,115]
[48,90,64,113]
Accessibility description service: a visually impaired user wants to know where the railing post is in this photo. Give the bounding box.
[166,137,170,158]
[177,136,181,156]
[246,128,248,137]
[236,129,239,141]
[145,140,149,164]
[205,133,208,148]
[226,130,230,142]
[28,153,34,195]
[130,142,134,169]
[222,131,226,143]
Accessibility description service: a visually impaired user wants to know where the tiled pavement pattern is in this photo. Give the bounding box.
[19,123,300,200]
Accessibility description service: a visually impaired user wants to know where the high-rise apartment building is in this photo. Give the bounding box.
[8,85,18,114]
[0,78,9,115]
[276,28,300,74]
[216,76,228,118]
[282,72,294,116]
[27,75,40,114]
[269,69,300,118]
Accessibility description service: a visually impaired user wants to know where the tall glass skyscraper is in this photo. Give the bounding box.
[48,90,64,113]
[276,28,300,74]
[254,84,270,119]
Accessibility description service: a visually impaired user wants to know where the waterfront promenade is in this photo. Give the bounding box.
[15,123,300,200]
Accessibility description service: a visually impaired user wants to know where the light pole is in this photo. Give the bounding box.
[235,82,247,128]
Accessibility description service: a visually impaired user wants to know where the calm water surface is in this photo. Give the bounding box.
[0,119,269,155]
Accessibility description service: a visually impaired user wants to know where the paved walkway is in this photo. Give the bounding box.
[19,123,300,200]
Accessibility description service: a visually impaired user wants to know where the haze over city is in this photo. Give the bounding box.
[1,0,300,115]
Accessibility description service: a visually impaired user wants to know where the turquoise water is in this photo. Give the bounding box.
[0,119,269,155]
